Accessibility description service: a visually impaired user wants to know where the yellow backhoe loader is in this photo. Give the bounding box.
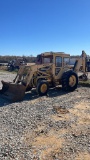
[0,50,88,102]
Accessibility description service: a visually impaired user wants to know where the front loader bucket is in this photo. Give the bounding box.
[0,81,26,102]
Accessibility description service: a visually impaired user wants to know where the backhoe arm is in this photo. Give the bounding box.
[73,50,86,73]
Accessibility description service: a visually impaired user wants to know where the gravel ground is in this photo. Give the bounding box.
[0,71,90,160]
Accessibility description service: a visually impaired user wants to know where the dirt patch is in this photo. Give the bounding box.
[0,66,7,71]
[53,105,69,114]
[51,114,70,121]
[22,127,64,160]
[70,102,90,125]
[75,152,90,160]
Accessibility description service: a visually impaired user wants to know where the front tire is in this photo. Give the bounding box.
[36,80,49,96]
[62,70,78,91]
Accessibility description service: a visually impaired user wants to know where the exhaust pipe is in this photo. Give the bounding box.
[0,80,26,102]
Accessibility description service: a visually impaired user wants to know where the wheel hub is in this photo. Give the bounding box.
[69,75,76,87]
[41,84,47,93]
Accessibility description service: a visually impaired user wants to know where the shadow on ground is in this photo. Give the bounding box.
[0,86,68,107]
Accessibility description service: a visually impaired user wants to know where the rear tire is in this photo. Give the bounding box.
[37,80,49,96]
[62,70,78,91]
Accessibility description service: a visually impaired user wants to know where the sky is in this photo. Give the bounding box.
[0,0,90,56]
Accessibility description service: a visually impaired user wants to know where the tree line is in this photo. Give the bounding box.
[0,55,36,63]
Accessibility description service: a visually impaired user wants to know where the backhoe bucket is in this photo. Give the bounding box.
[0,81,26,102]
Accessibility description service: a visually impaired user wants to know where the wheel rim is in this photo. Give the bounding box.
[40,84,47,93]
[69,75,76,87]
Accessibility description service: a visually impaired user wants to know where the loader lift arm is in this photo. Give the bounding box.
[0,63,53,102]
